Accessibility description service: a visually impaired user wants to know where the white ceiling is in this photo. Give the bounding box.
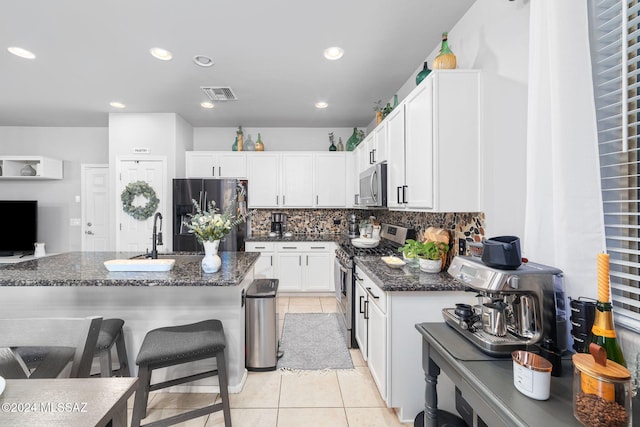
[0,0,475,128]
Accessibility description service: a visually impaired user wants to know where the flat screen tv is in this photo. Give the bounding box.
[0,200,38,256]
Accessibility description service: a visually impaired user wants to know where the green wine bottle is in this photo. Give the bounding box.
[584,253,626,366]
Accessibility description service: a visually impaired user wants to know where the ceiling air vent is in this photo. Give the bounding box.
[201,87,238,102]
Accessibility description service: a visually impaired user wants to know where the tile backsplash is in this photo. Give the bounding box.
[250,209,485,255]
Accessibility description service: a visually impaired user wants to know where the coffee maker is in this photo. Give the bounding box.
[443,256,568,357]
[270,212,287,237]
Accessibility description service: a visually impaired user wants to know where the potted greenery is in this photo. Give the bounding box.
[399,240,449,272]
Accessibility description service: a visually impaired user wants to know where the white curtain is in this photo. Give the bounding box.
[524,0,605,301]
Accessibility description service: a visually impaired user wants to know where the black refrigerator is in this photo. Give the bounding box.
[172,179,249,252]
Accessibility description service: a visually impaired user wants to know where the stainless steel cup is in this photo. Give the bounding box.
[482,302,507,336]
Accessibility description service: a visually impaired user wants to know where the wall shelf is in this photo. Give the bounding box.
[0,156,63,180]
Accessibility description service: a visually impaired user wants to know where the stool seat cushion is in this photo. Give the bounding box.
[95,318,125,350]
[136,319,225,366]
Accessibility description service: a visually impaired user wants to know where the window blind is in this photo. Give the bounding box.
[589,0,640,332]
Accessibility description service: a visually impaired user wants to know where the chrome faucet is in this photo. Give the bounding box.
[150,212,163,259]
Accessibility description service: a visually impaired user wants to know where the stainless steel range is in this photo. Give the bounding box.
[335,223,413,348]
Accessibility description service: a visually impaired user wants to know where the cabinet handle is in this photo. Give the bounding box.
[364,300,369,320]
[369,151,374,165]
[397,186,402,204]
[354,272,362,281]
[402,185,408,204]
[255,246,266,249]
[359,295,365,314]
[310,246,325,249]
[270,255,273,266]
[306,255,308,266]
[372,149,376,163]
[354,194,359,205]
[276,195,279,205]
[299,256,301,266]
[316,195,319,205]
[282,246,297,249]
[212,166,215,176]
[219,166,221,176]
[366,286,380,299]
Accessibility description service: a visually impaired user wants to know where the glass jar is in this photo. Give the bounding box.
[572,351,632,426]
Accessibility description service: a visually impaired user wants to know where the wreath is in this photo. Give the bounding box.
[121,180,159,221]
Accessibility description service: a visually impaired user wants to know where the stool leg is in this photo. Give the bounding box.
[98,348,113,378]
[216,350,232,427]
[131,364,152,427]
[114,331,130,376]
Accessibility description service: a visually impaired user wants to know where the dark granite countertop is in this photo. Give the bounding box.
[245,233,348,244]
[354,256,468,292]
[0,251,259,287]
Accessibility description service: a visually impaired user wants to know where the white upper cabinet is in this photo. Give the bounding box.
[185,152,247,178]
[247,153,280,208]
[389,70,481,212]
[247,152,347,209]
[372,122,388,164]
[314,153,346,207]
[386,105,406,209]
[281,153,313,207]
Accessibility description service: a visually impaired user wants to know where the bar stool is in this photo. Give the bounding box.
[131,319,231,427]
[95,318,130,377]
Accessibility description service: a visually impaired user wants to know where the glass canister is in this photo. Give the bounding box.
[572,345,632,427]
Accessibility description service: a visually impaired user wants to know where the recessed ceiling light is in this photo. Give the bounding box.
[193,55,214,67]
[200,101,214,109]
[109,101,126,109]
[315,101,328,109]
[150,47,172,61]
[8,47,36,59]
[323,46,344,60]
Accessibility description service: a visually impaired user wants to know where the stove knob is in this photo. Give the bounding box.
[508,275,520,289]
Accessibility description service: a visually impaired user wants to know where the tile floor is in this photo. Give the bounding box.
[129,296,413,427]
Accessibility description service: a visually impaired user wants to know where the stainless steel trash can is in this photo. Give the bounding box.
[245,278,280,371]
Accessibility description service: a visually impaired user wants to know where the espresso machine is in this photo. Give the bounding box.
[270,212,287,237]
[443,256,568,357]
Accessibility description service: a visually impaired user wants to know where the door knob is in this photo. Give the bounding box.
[85,230,94,235]
[87,222,92,226]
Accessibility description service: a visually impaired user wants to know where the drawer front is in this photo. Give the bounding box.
[276,242,334,252]
[246,242,275,252]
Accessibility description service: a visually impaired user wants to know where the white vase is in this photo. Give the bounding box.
[419,258,441,273]
[201,240,221,273]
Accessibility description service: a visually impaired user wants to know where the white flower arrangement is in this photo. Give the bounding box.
[184,198,250,242]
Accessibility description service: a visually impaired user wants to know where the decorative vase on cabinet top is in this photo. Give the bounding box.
[336,137,344,151]
[346,128,360,151]
[255,133,265,151]
[416,62,432,85]
[244,134,256,151]
[236,126,244,151]
[232,136,238,151]
[433,32,457,70]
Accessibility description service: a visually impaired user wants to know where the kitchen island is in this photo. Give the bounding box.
[0,251,259,392]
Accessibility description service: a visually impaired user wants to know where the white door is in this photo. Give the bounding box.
[314,154,346,207]
[368,299,387,399]
[386,105,406,209]
[354,279,368,361]
[81,164,111,251]
[116,158,166,253]
[405,82,434,209]
[276,252,303,291]
[281,153,313,207]
[303,252,333,291]
[247,154,280,208]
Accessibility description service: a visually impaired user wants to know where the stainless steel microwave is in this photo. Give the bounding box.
[359,163,387,207]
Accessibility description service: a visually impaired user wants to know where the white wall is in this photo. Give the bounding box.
[0,127,108,253]
[194,127,360,151]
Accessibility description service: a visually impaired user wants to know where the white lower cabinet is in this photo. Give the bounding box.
[245,242,274,278]
[246,242,334,292]
[354,267,387,397]
[355,264,475,423]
